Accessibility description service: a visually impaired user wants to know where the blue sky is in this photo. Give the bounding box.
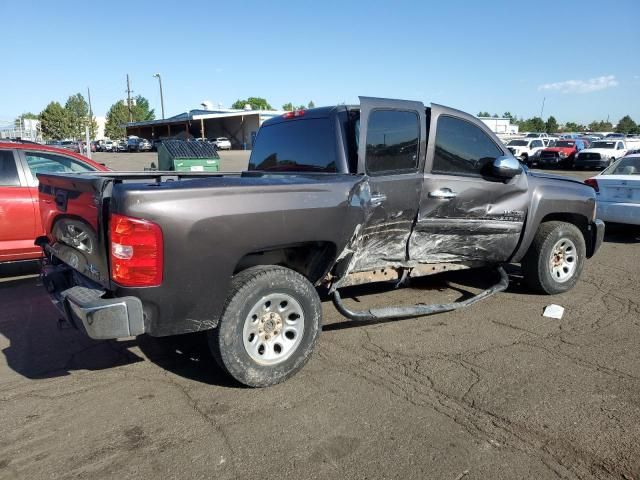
[2,0,639,124]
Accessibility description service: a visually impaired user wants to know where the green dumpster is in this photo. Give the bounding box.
[157,140,220,172]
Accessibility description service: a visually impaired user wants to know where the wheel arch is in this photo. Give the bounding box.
[233,241,338,285]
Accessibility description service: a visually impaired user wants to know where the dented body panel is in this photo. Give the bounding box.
[37,98,603,338]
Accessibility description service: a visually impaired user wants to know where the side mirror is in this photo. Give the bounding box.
[492,155,522,179]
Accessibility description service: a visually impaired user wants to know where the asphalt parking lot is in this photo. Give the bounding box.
[1,156,639,480]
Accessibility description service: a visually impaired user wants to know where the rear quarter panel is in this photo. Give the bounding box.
[111,175,362,336]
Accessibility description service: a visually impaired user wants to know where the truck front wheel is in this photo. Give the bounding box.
[208,266,322,387]
[521,221,586,294]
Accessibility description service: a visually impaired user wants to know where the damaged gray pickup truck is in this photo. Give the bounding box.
[37,97,604,387]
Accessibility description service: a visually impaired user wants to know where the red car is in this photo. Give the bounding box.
[0,141,109,262]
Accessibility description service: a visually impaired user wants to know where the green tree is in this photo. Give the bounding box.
[282,102,294,111]
[477,111,490,117]
[615,115,637,134]
[564,122,585,132]
[492,113,499,118]
[588,120,613,132]
[520,116,545,132]
[503,112,513,119]
[64,93,91,139]
[39,102,71,140]
[105,101,130,139]
[545,116,558,133]
[131,95,155,122]
[232,97,272,110]
[307,100,315,109]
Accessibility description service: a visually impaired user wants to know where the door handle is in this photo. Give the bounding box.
[428,188,457,199]
[370,193,387,207]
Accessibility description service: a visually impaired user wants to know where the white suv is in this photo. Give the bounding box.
[213,137,232,150]
[506,138,546,165]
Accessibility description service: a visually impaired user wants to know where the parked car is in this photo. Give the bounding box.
[525,132,549,139]
[116,139,128,152]
[605,133,625,139]
[537,139,587,169]
[574,140,628,170]
[60,140,80,153]
[506,138,546,166]
[0,140,109,262]
[126,137,152,152]
[212,137,232,150]
[585,154,640,226]
[101,140,114,152]
[36,97,604,387]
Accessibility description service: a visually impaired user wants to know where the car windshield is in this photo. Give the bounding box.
[555,141,575,147]
[602,157,640,175]
[508,140,528,146]
[525,133,539,138]
[591,141,616,149]
[217,137,228,141]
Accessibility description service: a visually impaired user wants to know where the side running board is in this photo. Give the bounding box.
[332,266,509,322]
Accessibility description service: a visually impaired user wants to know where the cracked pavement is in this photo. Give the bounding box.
[1,169,639,480]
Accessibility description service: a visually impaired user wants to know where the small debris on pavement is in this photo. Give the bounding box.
[543,304,565,319]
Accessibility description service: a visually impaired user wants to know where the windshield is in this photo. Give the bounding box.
[591,141,616,149]
[555,141,575,148]
[508,140,528,146]
[525,133,540,138]
[249,118,338,172]
[602,156,640,175]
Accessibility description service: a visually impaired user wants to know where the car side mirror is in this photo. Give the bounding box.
[492,155,522,179]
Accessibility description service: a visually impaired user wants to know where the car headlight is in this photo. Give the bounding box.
[559,152,567,158]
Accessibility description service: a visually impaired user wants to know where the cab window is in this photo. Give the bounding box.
[365,110,419,175]
[432,115,502,176]
[0,150,21,186]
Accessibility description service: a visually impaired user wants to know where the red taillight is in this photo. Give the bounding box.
[110,214,163,287]
[584,178,599,192]
[282,109,305,119]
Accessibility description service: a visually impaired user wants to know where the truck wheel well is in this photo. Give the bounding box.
[539,212,589,244]
[234,242,337,285]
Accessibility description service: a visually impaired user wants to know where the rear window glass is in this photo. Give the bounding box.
[602,157,640,175]
[249,118,337,172]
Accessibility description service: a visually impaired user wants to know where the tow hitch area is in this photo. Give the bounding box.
[332,266,509,322]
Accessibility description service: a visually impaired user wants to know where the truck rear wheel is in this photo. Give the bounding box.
[521,221,586,294]
[208,266,322,387]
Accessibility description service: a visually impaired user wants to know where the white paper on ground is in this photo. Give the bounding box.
[543,304,564,319]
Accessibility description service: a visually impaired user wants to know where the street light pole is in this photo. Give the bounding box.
[153,73,165,120]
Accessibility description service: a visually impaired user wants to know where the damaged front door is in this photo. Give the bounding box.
[409,105,529,264]
[350,97,427,272]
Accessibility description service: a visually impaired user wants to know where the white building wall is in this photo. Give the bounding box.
[478,117,519,134]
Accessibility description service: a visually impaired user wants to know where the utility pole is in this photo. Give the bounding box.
[126,74,133,122]
[87,87,93,139]
[540,97,546,119]
[153,73,165,120]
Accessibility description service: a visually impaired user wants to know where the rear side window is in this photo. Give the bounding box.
[432,116,502,176]
[249,118,337,172]
[0,150,20,186]
[365,110,419,175]
[24,152,95,177]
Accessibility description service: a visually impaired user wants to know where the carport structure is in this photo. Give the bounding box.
[125,108,284,149]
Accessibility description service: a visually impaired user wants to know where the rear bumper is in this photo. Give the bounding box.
[597,201,640,226]
[42,264,145,339]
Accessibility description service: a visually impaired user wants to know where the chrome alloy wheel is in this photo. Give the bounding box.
[242,293,304,365]
[549,237,577,283]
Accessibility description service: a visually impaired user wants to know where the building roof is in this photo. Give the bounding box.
[126,108,286,128]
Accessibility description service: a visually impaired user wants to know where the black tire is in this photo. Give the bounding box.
[208,266,322,387]
[521,221,586,294]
